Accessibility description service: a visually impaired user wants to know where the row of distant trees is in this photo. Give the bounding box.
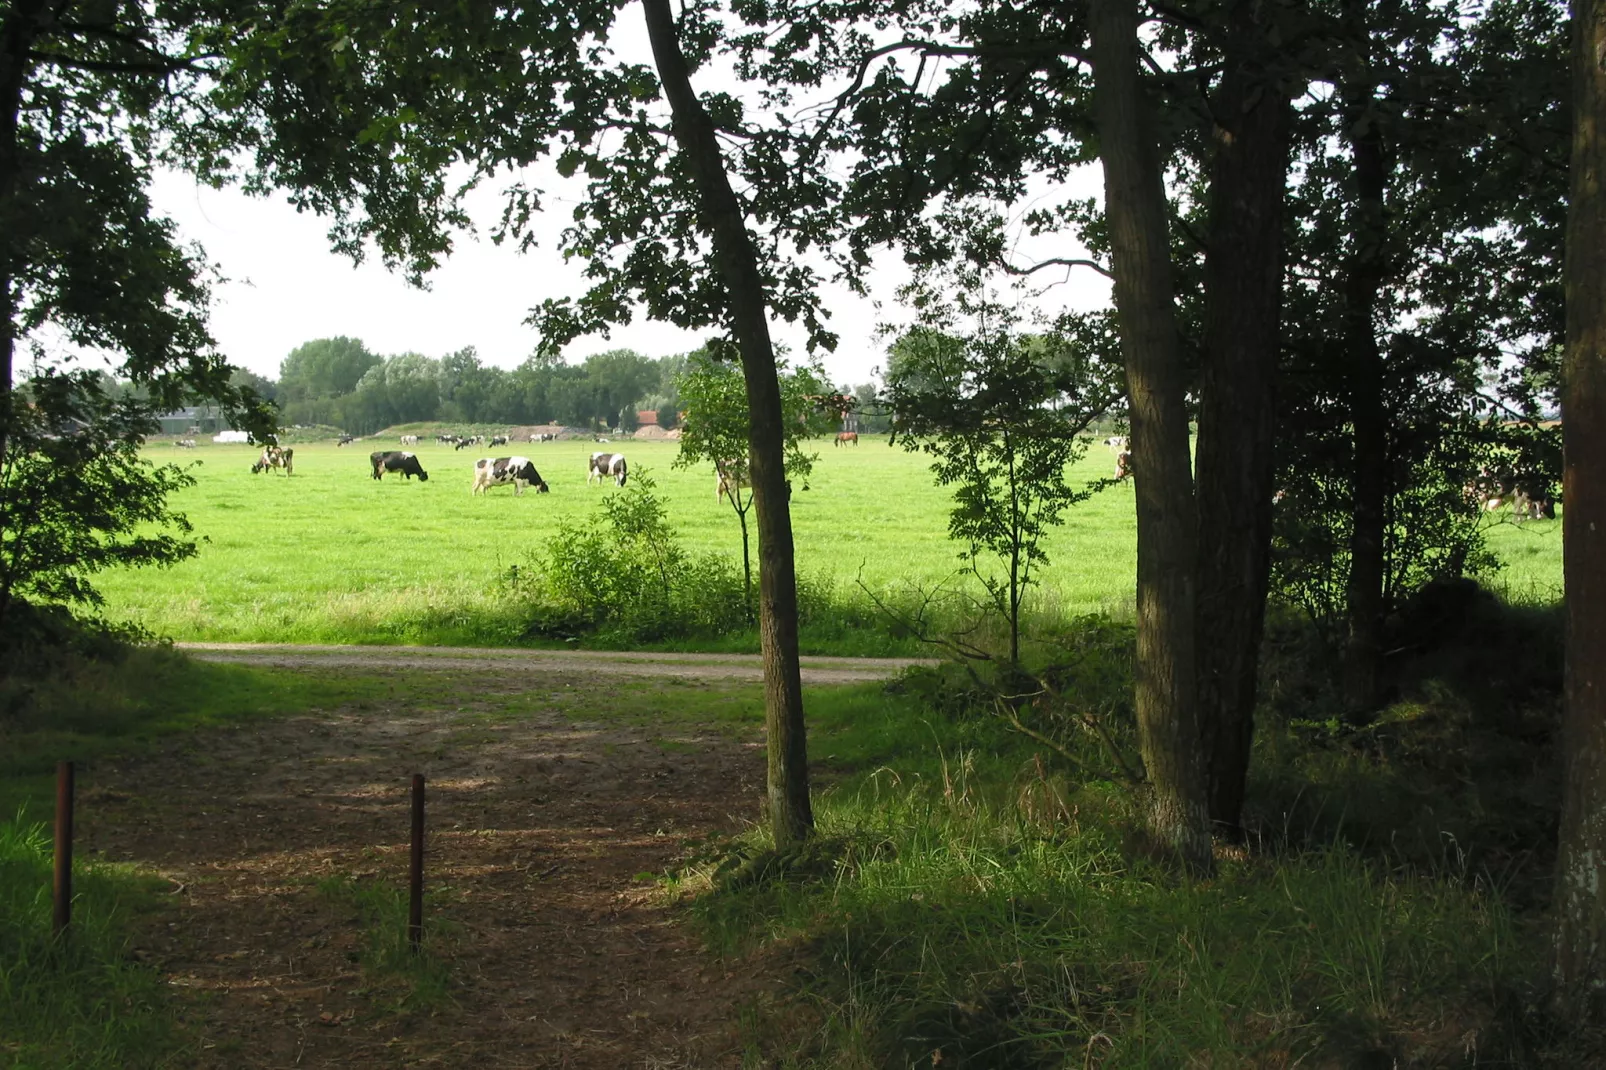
[219,337,891,438]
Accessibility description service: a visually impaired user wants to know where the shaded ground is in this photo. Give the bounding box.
[76,660,897,1067]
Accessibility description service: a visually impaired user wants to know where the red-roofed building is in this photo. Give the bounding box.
[637,409,659,426]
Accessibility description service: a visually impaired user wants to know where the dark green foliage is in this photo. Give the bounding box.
[1253,585,1564,888]
[271,341,691,435]
[0,373,200,644]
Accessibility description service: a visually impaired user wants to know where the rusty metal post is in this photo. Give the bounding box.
[53,761,74,938]
[408,773,424,953]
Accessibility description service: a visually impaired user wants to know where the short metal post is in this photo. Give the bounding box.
[408,774,425,953]
[53,761,74,938]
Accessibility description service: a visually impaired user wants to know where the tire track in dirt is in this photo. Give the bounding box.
[78,653,911,1067]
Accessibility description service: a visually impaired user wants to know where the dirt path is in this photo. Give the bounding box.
[77,659,891,1067]
[179,642,938,683]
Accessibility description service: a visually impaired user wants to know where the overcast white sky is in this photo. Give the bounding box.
[147,166,1112,388]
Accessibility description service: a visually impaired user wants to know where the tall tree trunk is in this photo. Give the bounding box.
[1195,0,1291,837]
[642,0,813,845]
[1340,4,1391,716]
[0,1,51,469]
[1555,0,1606,1014]
[1088,0,1213,872]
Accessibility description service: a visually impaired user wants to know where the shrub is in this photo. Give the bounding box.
[507,470,749,643]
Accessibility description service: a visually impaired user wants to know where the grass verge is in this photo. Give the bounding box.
[686,651,1551,1066]
[0,821,179,1069]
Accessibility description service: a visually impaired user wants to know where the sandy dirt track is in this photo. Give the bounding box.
[73,651,918,1067]
[179,641,938,683]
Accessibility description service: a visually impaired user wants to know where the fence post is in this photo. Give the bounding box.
[53,761,74,939]
[409,773,425,953]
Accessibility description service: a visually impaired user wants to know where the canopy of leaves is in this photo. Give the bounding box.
[0,372,198,625]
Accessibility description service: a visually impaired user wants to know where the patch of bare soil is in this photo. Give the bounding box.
[78,670,790,1068]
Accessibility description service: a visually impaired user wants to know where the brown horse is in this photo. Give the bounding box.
[835,431,859,447]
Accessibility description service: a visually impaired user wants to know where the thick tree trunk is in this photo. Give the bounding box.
[0,1,51,469]
[642,0,813,845]
[1088,0,1212,872]
[1334,0,1391,716]
[1555,0,1606,1015]
[1340,81,1390,716]
[1194,0,1291,837]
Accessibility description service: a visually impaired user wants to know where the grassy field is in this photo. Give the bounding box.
[95,435,1563,647]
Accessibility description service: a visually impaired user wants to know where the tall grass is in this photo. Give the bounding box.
[0,821,178,1069]
[689,666,1542,1067]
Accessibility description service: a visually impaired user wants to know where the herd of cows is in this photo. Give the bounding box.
[240,430,1558,521]
[242,438,633,499]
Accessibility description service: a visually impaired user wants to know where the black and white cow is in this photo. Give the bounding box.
[337,435,355,446]
[251,445,294,475]
[370,450,429,481]
[400,434,420,446]
[530,432,556,443]
[489,435,509,447]
[588,451,628,487]
[471,456,549,496]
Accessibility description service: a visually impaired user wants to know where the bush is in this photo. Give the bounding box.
[505,470,749,643]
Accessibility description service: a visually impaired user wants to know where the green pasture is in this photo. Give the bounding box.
[96,435,1561,646]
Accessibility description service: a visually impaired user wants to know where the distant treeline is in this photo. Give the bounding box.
[209,337,892,437]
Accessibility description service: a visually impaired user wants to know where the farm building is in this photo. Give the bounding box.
[156,405,226,435]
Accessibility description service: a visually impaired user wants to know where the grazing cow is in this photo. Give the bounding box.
[530,432,557,443]
[588,451,628,486]
[175,438,197,449]
[1114,450,1133,481]
[835,431,859,447]
[454,437,475,450]
[370,450,429,481]
[436,434,457,445]
[400,434,419,446]
[337,435,355,447]
[489,435,509,447]
[471,455,549,496]
[251,445,294,476]
[1104,435,1129,453]
[1466,467,1556,520]
[715,458,748,504]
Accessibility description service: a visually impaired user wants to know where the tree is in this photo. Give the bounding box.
[673,351,834,613]
[1270,0,1566,714]
[1088,0,1213,870]
[0,0,272,650]
[277,337,381,404]
[884,301,1121,665]
[1191,0,1293,836]
[1554,0,1606,1015]
[0,372,199,648]
[211,0,844,846]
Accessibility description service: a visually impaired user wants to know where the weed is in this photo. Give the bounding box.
[0,820,179,1068]
[314,875,452,1011]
